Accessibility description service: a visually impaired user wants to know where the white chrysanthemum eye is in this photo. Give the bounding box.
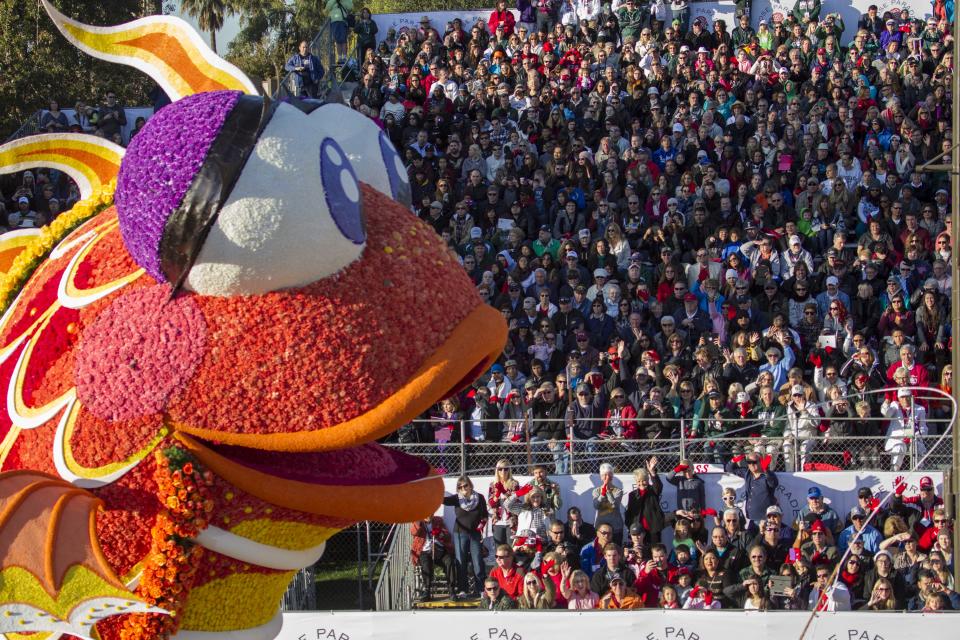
[308,104,411,206]
[184,103,366,296]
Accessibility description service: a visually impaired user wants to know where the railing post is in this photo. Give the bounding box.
[679,417,687,461]
[459,418,467,474]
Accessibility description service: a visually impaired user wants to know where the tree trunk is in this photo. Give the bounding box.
[209,29,217,54]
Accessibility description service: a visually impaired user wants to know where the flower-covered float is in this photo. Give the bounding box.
[0,3,507,639]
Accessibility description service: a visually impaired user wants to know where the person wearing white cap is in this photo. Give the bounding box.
[815,274,851,318]
[780,234,813,280]
[881,388,928,470]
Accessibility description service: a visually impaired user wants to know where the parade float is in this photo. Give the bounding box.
[0,2,507,639]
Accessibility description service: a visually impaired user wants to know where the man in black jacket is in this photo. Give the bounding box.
[530,381,568,473]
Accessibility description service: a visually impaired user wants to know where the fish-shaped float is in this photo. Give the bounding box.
[0,3,506,639]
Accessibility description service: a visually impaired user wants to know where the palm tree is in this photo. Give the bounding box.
[180,0,235,53]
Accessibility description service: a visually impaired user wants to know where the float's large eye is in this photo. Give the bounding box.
[184,103,366,297]
[309,104,411,207]
[320,138,365,244]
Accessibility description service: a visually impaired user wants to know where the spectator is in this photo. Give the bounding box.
[488,544,525,598]
[410,516,455,601]
[800,487,844,538]
[324,0,353,64]
[599,572,644,608]
[625,457,665,543]
[479,576,519,609]
[724,451,779,524]
[285,41,325,99]
[96,90,126,142]
[442,477,488,597]
[837,506,882,554]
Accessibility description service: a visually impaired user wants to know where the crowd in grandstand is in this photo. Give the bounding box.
[342,0,960,613]
[324,1,960,475]
[0,90,148,230]
[411,459,957,610]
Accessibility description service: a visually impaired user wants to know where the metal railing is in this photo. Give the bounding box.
[374,523,416,611]
[385,415,954,476]
[4,110,42,143]
[281,563,318,611]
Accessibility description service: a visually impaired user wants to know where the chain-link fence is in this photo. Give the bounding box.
[384,414,953,477]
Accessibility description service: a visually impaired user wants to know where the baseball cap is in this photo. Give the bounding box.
[17,196,29,204]
[766,505,783,516]
[579,228,591,239]
[789,235,801,246]
[673,122,684,133]
[792,384,804,396]
[850,506,866,518]
[609,572,625,584]
[725,268,738,280]
[920,476,934,489]
[897,388,911,398]
[566,250,579,259]
[807,487,822,499]
[826,276,839,286]
[470,226,482,239]
[490,363,505,374]
[810,519,826,533]
[593,268,608,278]
[817,142,830,151]
[684,292,697,302]
[629,523,645,536]
[736,391,749,403]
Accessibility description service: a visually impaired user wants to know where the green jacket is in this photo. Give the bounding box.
[324,0,353,23]
[478,593,517,610]
[749,402,787,438]
[792,0,820,24]
[618,7,645,40]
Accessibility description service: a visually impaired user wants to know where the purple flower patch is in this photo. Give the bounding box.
[115,91,242,282]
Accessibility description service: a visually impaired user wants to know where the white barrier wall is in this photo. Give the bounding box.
[281,610,955,640]
[372,1,933,46]
[437,472,944,535]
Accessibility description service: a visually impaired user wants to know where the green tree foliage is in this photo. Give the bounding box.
[180,0,237,53]
[0,0,153,138]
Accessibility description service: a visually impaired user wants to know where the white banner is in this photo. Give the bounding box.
[279,610,955,640]
[438,472,943,536]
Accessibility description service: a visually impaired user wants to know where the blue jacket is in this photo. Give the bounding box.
[837,524,882,554]
[724,461,780,522]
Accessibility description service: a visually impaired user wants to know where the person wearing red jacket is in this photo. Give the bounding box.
[489,544,526,598]
[601,388,638,438]
[885,343,930,388]
[916,508,952,552]
[488,0,516,37]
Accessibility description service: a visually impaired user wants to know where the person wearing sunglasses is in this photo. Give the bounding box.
[478,576,518,610]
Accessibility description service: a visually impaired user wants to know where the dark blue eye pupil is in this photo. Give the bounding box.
[379,131,411,206]
[320,138,365,245]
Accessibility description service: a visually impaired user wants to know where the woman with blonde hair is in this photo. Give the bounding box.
[517,571,556,609]
[865,578,896,610]
[505,487,551,540]
[562,569,599,609]
[488,459,519,545]
[604,222,631,270]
